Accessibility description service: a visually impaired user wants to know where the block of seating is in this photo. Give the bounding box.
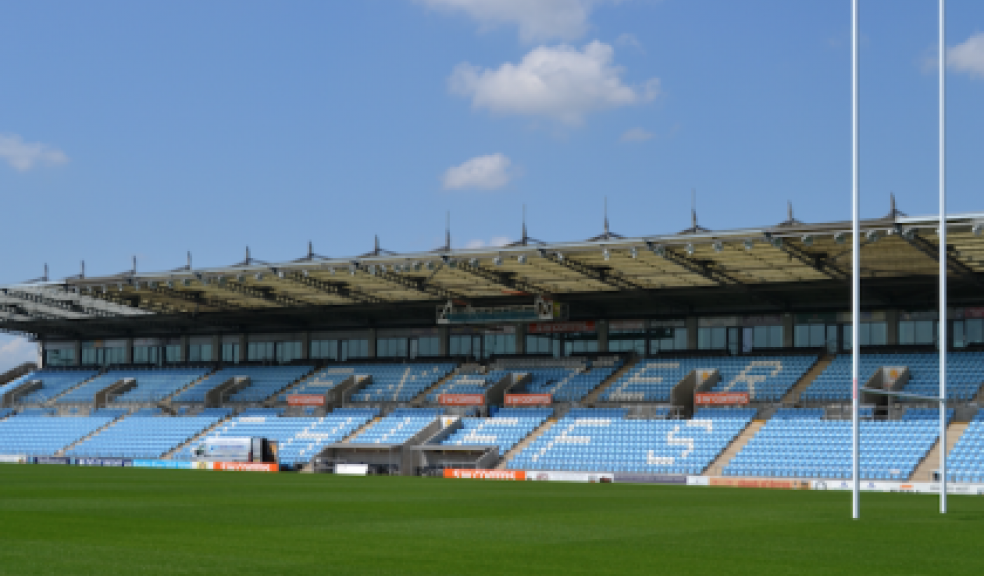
[723,408,946,480]
[442,408,552,455]
[65,411,227,459]
[706,356,815,401]
[497,360,622,403]
[803,352,984,402]
[228,366,314,402]
[603,356,813,403]
[426,374,492,402]
[602,360,691,402]
[946,410,984,483]
[506,407,754,474]
[276,367,363,402]
[346,363,457,402]
[175,407,377,467]
[55,368,209,404]
[13,370,99,404]
[351,408,440,444]
[899,352,984,401]
[0,413,119,456]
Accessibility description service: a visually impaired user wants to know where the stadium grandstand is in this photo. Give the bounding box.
[2,206,984,484]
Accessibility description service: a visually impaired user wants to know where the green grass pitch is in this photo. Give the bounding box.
[0,465,982,575]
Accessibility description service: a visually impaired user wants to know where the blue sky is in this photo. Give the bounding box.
[1,0,983,369]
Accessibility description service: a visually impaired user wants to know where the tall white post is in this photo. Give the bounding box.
[938,0,948,515]
[851,0,861,520]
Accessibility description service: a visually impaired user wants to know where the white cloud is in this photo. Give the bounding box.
[417,0,622,43]
[0,335,38,373]
[450,41,659,125]
[616,33,643,52]
[443,153,514,190]
[0,134,69,172]
[620,127,653,142]
[948,32,984,78]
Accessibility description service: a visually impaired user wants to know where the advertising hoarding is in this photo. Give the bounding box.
[287,394,325,406]
[694,392,750,405]
[439,394,485,406]
[504,394,552,406]
[443,469,526,480]
[202,437,253,461]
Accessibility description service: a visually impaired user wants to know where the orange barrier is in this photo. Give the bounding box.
[439,394,485,406]
[213,462,279,473]
[444,469,526,480]
[504,394,552,406]
[287,394,325,406]
[710,477,810,490]
[695,392,749,405]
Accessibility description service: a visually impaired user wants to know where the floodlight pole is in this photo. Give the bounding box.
[851,0,861,521]
[938,0,947,515]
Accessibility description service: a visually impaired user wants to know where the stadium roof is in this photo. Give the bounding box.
[3,209,984,338]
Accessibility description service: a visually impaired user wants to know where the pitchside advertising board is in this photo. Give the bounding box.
[75,457,132,467]
[200,437,253,461]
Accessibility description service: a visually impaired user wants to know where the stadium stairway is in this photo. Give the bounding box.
[779,355,833,405]
[42,370,107,406]
[496,418,558,470]
[162,413,233,460]
[341,416,382,443]
[909,422,968,482]
[57,411,128,456]
[582,356,641,404]
[159,369,216,407]
[261,366,320,406]
[410,366,464,406]
[971,383,984,405]
[702,419,765,477]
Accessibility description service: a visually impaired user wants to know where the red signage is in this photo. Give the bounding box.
[444,469,526,480]
[213,462,279,473]
[287,394,325,406]
[504,394,552,406]
[439,394,485,406]
[964,307,984,319]
[695,392,750,405]
[527,321,596,334]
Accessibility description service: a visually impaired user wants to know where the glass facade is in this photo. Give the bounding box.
[649,327,687,354]
[188,344,212,362]
[954,319,984,348]
[45,347,73,367]
[81,344,125,366]
[221,343,240,364]
[899,320,937,346]
[377,338,408,358]
[413,337,440,358]
[311,339,338,360]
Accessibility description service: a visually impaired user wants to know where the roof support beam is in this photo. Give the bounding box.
[658,247,787,309]
[279,271,384,305]
[773,242,850,281]
[213,278,309,307]
[903,233,984,288]
[455,260,548,295]
[151,285,242,312]
[543,253,649,291]
[357,263,464,300]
